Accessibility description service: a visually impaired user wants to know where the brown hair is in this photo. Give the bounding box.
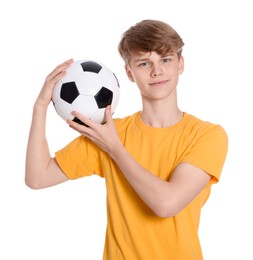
[118,19,184,65]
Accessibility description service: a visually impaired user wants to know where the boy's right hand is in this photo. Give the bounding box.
[35,59,73,108]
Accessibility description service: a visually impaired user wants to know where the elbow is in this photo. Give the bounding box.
[25,166,48,189]
[153,199,181,218]
[154,208,177,219]
[25,175,43,190]
[25,179,39,190]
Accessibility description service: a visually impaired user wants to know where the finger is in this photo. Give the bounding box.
[104,105,113,124]
[70,111,97,129]
[67,118,93,136]
[49,70,67,86]
[47,59,73,81]
[68,125,93,140]
[52,59,73,77]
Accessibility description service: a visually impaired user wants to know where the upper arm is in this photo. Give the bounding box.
[167,162,211,216]
[25,158,69,189]
[47,157,70,186]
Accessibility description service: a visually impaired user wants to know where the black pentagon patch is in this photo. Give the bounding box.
[81,61,102,73]
[94,87,113,108]
[60,82,80,104]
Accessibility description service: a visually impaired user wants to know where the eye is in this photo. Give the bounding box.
[162,58,172,63]
[138,62,150,67]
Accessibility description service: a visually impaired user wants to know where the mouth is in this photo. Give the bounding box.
[149,79,169,86]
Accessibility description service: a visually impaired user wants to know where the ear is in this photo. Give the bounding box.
[125,65,135,82]
[178,56,184,75]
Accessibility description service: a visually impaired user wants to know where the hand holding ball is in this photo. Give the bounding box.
[52,60,120,125]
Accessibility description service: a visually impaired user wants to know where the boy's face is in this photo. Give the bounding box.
[125,51,184,101]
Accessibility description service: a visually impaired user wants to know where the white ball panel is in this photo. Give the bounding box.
[72,95,101,122]
[52,80,63,102]
[98,67,119,91]
[91,108,106,124]
[54,99,74,121]
[76,73,102,96]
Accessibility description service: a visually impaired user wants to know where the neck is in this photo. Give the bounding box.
[140,97,183,128]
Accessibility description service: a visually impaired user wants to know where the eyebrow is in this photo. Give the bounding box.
[133,57,150,63]
[133,53,176,63]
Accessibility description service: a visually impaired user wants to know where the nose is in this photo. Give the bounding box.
[150,64,162,77]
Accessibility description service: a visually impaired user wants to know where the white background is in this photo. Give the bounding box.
[0,0,252,259]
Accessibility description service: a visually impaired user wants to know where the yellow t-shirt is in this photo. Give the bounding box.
[55,112,228,260]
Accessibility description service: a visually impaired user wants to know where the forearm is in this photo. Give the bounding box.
[25,102,51,187]
[110,144,175,217]
[25,60,74,188]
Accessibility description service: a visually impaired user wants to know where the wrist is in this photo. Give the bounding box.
[109,141,127,162]
[33,99,49,113]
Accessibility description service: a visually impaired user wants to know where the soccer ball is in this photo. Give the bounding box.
[52,59,120,125]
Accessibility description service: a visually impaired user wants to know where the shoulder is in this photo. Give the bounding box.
[182,113,228,166]
[183,113,228,142]
[113,112,140,129]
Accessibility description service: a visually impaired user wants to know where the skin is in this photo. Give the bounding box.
[25,53,211,218]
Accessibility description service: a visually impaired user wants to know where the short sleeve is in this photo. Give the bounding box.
[55,135,103,180]
[182,125,228,184]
